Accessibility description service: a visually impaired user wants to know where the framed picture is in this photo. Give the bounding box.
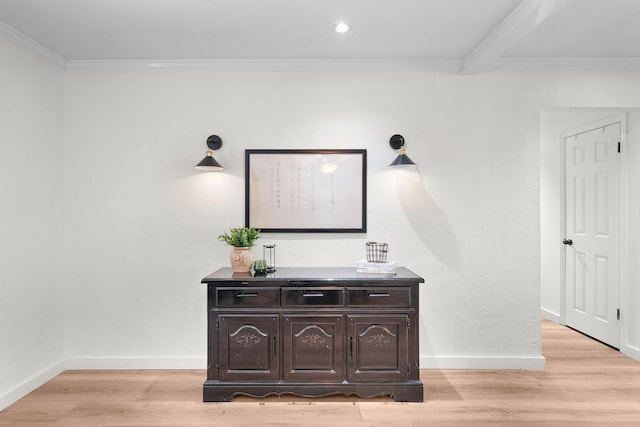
[245,149,367,233]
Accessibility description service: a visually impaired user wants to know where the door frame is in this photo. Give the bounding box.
[559,113,627,347]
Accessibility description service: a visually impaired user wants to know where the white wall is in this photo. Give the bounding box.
[63,69,640,370]
[6,37,640,409]
[0,37,66,409]
[63,70,545,369]
[540,108,640,360]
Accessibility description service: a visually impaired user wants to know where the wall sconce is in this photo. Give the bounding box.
[389,134,416,167]
[195,135,224,171]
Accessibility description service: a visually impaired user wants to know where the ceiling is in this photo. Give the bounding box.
[1,0,639,73]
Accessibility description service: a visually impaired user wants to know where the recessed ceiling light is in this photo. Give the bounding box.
[334,22,350,33]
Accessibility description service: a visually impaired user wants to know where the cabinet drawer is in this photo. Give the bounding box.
[282,287,344,307]
[347,287,411,307]
[216,287,280,307]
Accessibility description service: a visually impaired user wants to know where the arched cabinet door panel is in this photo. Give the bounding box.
[219,314,279,381]
[282,315,344,381]
[347,315,409,382]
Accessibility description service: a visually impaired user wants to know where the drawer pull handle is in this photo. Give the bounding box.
[368,293,390,297]
[302,293,325,297]
[235,292,259,298]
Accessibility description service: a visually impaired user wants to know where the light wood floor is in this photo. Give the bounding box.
[2,319,640,426]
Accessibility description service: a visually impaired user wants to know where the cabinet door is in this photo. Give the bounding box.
[282,315,344,382]
[219,314,279,381]
[347,315,408,382]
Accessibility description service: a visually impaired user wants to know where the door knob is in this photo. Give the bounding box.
[562,239,573,246]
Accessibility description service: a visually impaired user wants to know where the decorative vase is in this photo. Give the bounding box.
[230,247,255,273]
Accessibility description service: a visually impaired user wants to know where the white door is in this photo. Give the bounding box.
[564,120,621,348]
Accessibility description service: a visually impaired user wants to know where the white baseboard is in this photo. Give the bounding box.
[541,307,560,323]
[420,355,546,369]
[0,360,66,411]
[65,356,206,370]
[621,344,640,363]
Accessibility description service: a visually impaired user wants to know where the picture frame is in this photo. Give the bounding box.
[245,149,367,233]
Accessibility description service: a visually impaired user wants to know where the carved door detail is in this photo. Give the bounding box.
[347,315,408,381]
[282,315,344,381]
[219,314,279,381]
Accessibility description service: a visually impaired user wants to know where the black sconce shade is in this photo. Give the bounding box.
[195,135,224,171]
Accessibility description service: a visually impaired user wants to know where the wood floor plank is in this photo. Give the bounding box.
[1,319,640,425]
[59,401,363,427]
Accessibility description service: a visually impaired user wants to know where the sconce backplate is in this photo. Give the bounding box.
[389,134,405,150]
[206,135,223,150]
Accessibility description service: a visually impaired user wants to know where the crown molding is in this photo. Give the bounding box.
[65,58,462,73]
[0,21,66,68]
[495,57,640,71]
[62,57,640,74]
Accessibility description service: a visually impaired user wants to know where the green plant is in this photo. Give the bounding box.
[217,226,261,247]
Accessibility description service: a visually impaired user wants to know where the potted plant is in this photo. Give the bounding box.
[217,226,260,273]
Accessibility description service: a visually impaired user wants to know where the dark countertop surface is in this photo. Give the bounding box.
[202,266,424,284]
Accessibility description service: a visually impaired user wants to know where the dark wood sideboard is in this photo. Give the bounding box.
[201,267,425,402]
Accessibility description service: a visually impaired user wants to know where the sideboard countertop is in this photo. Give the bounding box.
[201,266,424,284]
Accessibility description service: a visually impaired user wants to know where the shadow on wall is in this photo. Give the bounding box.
[395,169,462,269]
